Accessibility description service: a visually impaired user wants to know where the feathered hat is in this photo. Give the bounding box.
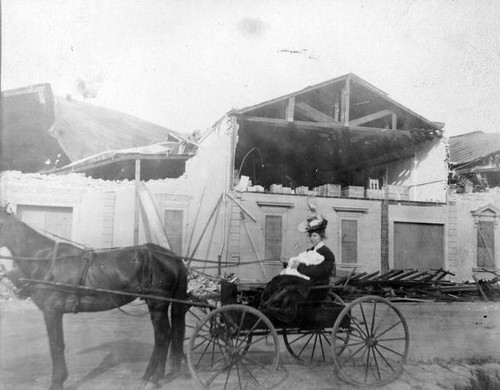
[298,215,328,233]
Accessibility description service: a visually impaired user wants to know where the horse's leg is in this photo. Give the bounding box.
[43,308,68,390]
[143,302,172,385]
[170,299,186,372]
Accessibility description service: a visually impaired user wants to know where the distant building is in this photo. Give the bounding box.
[448,131,500,280]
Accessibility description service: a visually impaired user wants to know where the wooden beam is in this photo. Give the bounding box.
[340,148,416,173]
[51,154,190,174]
[344,75,351,125]
[295,101,336,123]
[239,115,412,137]
[340,88,346,124]
[392,113,397,130]
[334,100,340,122]
[286,97,295,122]
[349,109,395,127]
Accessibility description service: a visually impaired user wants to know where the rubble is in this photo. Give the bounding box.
[187,270,238,299]
[330,268,500,302]
[0,265,26,301]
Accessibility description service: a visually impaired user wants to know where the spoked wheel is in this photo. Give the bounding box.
[187,304,281,390]
[283,293,348,364]
[184,298,219,345]
[283,328,334,364]
[331,295,410,387]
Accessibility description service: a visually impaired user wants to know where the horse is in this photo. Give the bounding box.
[0,206,187,390]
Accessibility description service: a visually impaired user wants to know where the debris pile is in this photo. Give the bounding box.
[0,265,24,301]
[187,270,239,299]
[330,268,500,302]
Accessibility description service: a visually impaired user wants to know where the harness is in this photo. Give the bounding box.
[72,249,94,313]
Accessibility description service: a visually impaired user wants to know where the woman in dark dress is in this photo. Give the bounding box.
[295,215,336,299]
[260,215,336,321]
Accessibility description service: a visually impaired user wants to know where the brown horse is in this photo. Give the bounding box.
[0,206,187,390]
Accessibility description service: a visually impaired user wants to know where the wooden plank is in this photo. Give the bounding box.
[349,109,394,127]
[241,214,268,280]
[286,97,295,122]
[239,116,412,136]
[137,182,171,249]
[349,272,367,281]
[344,75,351,125]
[185,186,206,258]
[334,100,340,122]
[377,269,401,280]
[380,269,406,280]
[340,88,346,124]
[187,194,223,263]
[405,271,430,280]
[392,113,397,130]
[391,269,418,281]
[357,271,380,281]
[226,192,257,222]
[295,101,336,123]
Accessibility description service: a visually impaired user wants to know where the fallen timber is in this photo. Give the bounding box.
[331,268,500,302]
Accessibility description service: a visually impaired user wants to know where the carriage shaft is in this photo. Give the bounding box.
[19,278,215,309]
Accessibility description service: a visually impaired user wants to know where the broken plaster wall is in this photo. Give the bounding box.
[234,192,383,282]
[387,137,447,202]
[145,115,234,261]
[0,115,234,263]
[0,171,125,248]
[448,188,500,281]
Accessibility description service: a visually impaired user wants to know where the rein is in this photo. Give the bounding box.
[0,252,279,269]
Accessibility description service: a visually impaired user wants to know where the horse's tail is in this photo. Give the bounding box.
[170,261,187,368]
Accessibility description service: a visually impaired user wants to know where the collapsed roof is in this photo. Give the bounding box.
[50,95,192,162]
[1,83,198,180]
[232,73,444,189]
[449,131,500,169]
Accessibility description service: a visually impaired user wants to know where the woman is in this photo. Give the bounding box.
[293,215,336,286]
[260,215,336,321]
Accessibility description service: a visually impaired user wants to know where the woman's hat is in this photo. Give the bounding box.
[298,215,328,233]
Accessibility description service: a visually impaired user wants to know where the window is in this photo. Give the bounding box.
[265,215,283,260]
[341,219,358,263]
[477,220,495,268]
[17,205,73,240]
[164,209,184,255]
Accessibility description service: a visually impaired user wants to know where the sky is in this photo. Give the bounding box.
[2,0,500,137]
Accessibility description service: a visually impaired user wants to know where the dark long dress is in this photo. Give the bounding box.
[260,243,336,322]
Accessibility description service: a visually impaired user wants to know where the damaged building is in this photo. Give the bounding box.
[447,131,500,281]
[1,74,460,281]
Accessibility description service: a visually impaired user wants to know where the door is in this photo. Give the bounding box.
[477,220,495,268]
[394,222,444,270]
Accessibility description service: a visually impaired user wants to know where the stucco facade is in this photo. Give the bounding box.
[448,189,500,281]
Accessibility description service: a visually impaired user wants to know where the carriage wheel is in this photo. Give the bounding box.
[184,297,220,345]
[331,295,409,387]
[187,304,281,389]
[282,328,334,364]
[282,292,348,364]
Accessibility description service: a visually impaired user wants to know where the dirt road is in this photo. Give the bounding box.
[1,300,499,389]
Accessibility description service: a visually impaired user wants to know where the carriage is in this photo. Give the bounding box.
[0,206,410,390]
[185,277,410,389]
